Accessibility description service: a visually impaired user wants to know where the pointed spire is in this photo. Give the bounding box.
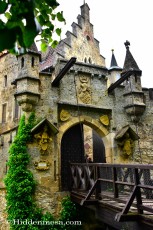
[110,49,118,67]
[122,40,141,74]
[109,49,122,71]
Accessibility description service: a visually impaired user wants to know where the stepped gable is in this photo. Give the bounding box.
[40,2,106,71]
[62,3,105,66]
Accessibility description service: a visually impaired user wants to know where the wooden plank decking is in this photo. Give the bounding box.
[70,163,153,229]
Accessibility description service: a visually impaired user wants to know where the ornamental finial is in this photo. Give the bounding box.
[124,40,130,49]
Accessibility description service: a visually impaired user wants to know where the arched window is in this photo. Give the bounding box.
[31,57,35,67]
[84,57,87,63]
[89,57,92,64]
[21,57,24,68]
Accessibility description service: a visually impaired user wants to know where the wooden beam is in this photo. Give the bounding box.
[52,57,77,86]
[107,70,133,93]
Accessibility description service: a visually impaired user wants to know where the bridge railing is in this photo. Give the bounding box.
[70,163,153,219]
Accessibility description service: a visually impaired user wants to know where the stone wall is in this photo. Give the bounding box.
[0,184,9,230]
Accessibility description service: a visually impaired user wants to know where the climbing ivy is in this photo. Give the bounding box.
[4,113,39,229]
[4,113,82,230]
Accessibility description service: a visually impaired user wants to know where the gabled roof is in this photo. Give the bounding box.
[115,125,139,141]
[31,118,59,135]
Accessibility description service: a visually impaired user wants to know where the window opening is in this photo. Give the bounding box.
[32,57,34,67]
[21,57,24,68]
[14,100,19,119]
[2,103,7,123]
[89,57,92,64]
[4,75,7,87]
[86,35,90,41]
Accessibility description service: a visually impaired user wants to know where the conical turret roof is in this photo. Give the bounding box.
[109,49,122,71]
[122,40,141,74]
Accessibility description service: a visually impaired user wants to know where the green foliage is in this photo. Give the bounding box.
[4,113,37,229]
[4,114,82,230]
[0,0,65,53]
[59,196,82,230]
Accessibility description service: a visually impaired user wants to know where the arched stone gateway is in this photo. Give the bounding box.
[58,116,113,191]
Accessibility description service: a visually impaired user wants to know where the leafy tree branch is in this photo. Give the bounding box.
[0,0,65,53]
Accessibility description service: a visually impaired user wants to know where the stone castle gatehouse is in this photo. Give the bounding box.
[0,2,153,227]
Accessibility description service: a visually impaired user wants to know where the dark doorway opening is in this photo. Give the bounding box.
[61,124,84,191]
[93,130,106,163]
[61,124,106,191]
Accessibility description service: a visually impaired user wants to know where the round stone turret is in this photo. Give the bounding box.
[14,45,40,112]
[107,49,122,88]
[122,41,146,121]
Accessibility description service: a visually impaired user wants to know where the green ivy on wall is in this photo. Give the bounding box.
[4,113,82,230]
[4,113,40,229]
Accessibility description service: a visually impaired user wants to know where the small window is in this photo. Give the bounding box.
[4,75,7,87]
[8,132,12,144]
[149,89,153,100]
[21,57,24,68]
[0,136,4,146]
[84,57,87,63]
[32,57,35,67]
[89,57,92,64]
[86,35,90,41]
[14,100,19,119]
[2,103,7,123]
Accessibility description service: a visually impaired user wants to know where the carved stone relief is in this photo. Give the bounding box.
[77,75,91,104]
[99,115,109,126]
[34,125,52,155]
[60,109,71,121]
[117,132,134,157]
